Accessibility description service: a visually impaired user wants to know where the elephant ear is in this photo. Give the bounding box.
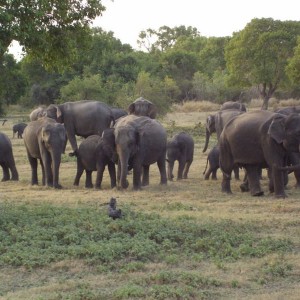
[128,103,135,114]
[268,115,286,144]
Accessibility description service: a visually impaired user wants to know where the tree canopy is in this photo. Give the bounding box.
[225,18,300,109]
[0,0,105,69]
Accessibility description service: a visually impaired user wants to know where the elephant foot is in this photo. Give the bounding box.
[54,184,63,189]
[274,193,287,199]
[85,184,94,189]
[212,176,217,180]
[204,177,209,180]
[251,190,264,197]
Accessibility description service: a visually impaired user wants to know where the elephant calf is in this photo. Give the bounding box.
[166,132,194,181]
[203,145,240,180]
[73,129,117,189]
[13,122,27,139]
[0,132,19,181]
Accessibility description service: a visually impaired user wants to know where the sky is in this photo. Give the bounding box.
[8,0,300,58]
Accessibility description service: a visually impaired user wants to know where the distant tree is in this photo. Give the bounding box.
[137,25,200,52]
[0,0,105,69]
[0,54,26,110]
[286,37,300,85]
[225,18,300,110]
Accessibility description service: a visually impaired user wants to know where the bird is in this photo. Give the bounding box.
[108,197,122,220]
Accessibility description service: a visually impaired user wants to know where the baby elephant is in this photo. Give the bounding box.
[13,122,27,139]
[0,132,19,181]
[203,145,240,180]
[73,128,117,189]
[166,132,194,180]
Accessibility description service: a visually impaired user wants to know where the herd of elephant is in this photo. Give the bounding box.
[1,98,300,198]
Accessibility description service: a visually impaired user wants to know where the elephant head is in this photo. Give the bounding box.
[203,114,216,152]
[128,97,157,119]
[45,104,63,123]
[101,128,118,163]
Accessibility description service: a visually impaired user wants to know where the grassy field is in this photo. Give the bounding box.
[0,101,300,299]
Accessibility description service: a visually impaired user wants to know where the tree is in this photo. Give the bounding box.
[286,37,300,85]
[0,0,105,69]
[225,18,300,109]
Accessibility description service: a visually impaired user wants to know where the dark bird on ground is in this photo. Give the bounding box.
[108,197,122,219]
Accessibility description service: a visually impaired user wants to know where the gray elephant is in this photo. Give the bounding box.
[12,122,27,138]
[23,117,66,188]
[29,106,46,121]
[114,115,167,190]
[128,97,157,119]
[220,101,247,112]
[73,129,117,189]
[111,107,128,121]
[219,110,300,198]
[0,132,19,181]
[274,106,300,115]
[203,109,244,153]
[45,100,113,156]
[203,145,239,180]
[166,132,194,181]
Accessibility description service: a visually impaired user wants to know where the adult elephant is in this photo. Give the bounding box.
[220,101,247,112]
[23,117,66,188]
[73,129,117,189]
[203,109,244,152]
[12,122,27,138]
[45,100,113,156]
[114,115,167,190]
[219,110,300,198]
[166,132,194,181]
[0,132,19,181]
[111,107,128,121]
[128,97,157,119]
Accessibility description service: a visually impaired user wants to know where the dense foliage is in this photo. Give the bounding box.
[1,14,300,116]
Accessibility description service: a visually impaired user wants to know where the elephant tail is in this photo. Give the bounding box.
[273,163,300,172]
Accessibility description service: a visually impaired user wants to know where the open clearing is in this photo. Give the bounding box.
[0,108,299,299]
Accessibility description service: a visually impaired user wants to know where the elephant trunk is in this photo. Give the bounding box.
[273,163,300,172]
[118,147,130,189]
[51,150,62,188]
[203,127,210,153]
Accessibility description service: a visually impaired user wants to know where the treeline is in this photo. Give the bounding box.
[1,19,300,116]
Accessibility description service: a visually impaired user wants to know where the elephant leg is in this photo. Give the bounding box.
[40,160,45,186]
[233,166,240,180]
[28,156,38,185]
[272,168,287,198]
[183,161,192,179]
[107,162,116,189]
[74,160,84,186]
[157,155,167,185]
[142,165,150,186]
[85,170,93,188]
[177,159,185,180]
[245,165,264,196]
[133,164,142,190]
[95,164,105,189]
[240,172,249,192]
[268,168,274,193]
[211,167,218,180]
[1,163,10,181]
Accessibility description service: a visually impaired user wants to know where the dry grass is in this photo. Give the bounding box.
[0,103,300,299]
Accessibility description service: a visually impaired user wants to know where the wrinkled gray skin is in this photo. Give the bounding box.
[220,101,247,112]
[23,117,66,189]
[274,106,300,115]
[128,97,157,119]
[203,109,244,153]
[111,107,128,121]
[203,145,239,180]
[0,132,19,181]
[12,122,27,138]
[114,115,167,190]
[166,132,194,181]
[219,111,300,198]
[29,106,46,121]
[45,100,113,156]
[73,129,117,189]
